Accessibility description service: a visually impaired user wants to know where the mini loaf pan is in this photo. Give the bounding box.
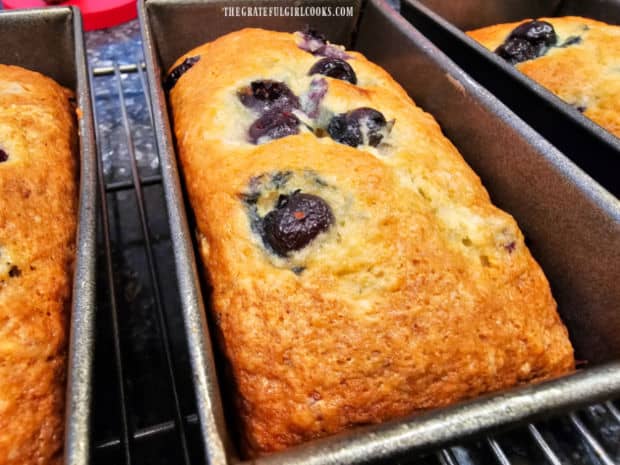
[0,7,97,465]
[401,0,620,197]
[139,0,620,463]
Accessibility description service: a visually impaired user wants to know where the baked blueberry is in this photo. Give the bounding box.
[495,20,557,64]
[238,80,300,113]
[496,38,539,64]
[327,107,389,147]
[301,78,328,118]
[305,28,327,46]
[163,56,200,91]
[0,149,7,163]
[296,28,350,60]
[271,171,293,189]
[511,20,557,46]
[309,58,357,84]
[249,110,299,144]
[296,27,327,54]
[8,265,21,277]
[262,191,334,256]
[504,242,516,254]
[560,35,582,47]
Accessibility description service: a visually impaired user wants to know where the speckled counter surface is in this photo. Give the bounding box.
[87,20,159,184]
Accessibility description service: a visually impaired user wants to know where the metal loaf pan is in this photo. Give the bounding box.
[401,0,620,197]
[139,0,620,463]
[0,7,97,465]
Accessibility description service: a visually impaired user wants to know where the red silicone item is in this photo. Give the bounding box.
[2,0,137,31]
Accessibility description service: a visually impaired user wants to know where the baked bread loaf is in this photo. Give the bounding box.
[166,28,575,456]
[467,16,620,138]
[0,65,77,464]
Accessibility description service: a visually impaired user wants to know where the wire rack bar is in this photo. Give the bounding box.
[95,414,200,450]
[605,401,620,424]
[94,63,146,76]
[527,424,562,465]
[437,449,458,465]
[569,413,616,465]
[89,64,134,465]
[112,63,192,465]
[106,174,162,193]
[486,437,512,465]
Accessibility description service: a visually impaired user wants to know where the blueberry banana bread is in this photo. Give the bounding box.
[0,65,77,465]
[468,17,620,138]
[166,28,575,456]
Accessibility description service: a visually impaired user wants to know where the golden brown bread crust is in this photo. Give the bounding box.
[0,65,77,465]
[168,28,574,456]
[467,16,620,138]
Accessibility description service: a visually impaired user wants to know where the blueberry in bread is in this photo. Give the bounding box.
[165,28,574,457]
[0,65,77,464]
[468,17,620,138]
[327,107,390,147]
[164,55,201,91]
[309,57,357,84]
[494,20,557,64]
[261,190,334,256]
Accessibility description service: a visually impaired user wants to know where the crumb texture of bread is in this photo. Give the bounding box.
[468,16,620,138]
[167,28,575,457]
[0,65,77,465]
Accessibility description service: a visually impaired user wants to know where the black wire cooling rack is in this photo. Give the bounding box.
[88,61,620,465]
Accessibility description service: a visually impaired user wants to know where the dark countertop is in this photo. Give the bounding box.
[87,20,158,184]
